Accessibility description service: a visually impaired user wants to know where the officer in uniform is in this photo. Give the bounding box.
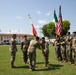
[21,35,30,64]
[40,37,49,66]
[72,32,76,65]
[9,34,17,68]
[27,36,40,71]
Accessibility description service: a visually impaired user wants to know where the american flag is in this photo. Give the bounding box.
[28,15,37,37]
[56,5,62,36]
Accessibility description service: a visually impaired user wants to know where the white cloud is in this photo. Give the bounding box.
[46,12,51,16]
[6,30,26,34]
[52,19,55,22]
[37,10,41,14]
[34,25,42,28]
[34,25,40,28]
[15,16,22,19]
[38,19,48,24]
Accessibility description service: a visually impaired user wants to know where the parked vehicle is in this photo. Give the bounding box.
[16,41,21,45]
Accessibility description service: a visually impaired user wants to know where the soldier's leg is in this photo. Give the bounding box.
[24,51,28,63]
[66,49,71,64]
[62,49,66,62]
[70,49,72,63]
[64,49,67,62]
[57,48,60,60]
[43,52,46,66]
[11,52,16,68]
[47,52,49,63]
[44,53,47,66]
[74,51,76,65]
[66,50,69,62]
[28,53,33,70]
[55,48,58,59]
[61,49,64,62]
[32,52,36,70]
[68,50,71,64]
[23,51,27,63]
[45,53,49,66]
[58,48,62,61]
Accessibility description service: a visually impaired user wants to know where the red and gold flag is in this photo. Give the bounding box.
[28,15,37,37]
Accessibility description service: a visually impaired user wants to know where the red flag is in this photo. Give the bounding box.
[32,24,37,37]
[28,15,37,37]
[56,5,62,36]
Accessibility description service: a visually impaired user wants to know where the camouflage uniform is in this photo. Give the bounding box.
[65,34,72,64]
[72,32,76,65]
[9,34,17,68]
[21,38,29,64]
[28,37,39,71]
[54,40,58,59]
[60,36,66,62]
[40,39,49,66]
[55,37,62,61]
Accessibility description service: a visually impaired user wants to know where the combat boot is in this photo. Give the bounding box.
[11,61,15,68]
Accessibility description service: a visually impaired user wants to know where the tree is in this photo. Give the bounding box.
[62,20,70,35]
[42,22,55,37]
[42,20,70,37]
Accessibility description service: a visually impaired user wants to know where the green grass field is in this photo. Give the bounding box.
[0,45,76,75]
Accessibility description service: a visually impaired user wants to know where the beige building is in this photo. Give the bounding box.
[0,33,33,43]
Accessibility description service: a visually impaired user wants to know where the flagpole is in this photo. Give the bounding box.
[28,15,37,37]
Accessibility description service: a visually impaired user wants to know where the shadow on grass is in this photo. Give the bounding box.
[36,62,44,64]
[14,65,29,69]
[36,64,64,71]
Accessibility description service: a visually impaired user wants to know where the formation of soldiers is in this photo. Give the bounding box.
[54,32,76,65]
[9,31,76,71]
[9,34,49,71]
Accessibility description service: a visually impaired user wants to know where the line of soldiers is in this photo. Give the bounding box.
[9,34,49,71]
[54,32,76,65]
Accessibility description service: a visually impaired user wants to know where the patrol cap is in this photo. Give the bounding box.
[67,32,70,35]
[36,36,39,40]
[12,34,16,37]
[24,35,27,37]
[73,31,76,34]
[42,37,45,40]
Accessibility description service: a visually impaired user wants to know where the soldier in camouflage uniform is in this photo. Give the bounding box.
[21,35,30,64]
[65,32,72,64]
[40,37,49,66]
[55,36,62,61]
[9,34,17,68]
[60,36,66,62]
[54,40,57,58]
[27,36,40,71]
[72,32,76,65]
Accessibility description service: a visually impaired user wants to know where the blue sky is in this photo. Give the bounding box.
[0,0,76,36]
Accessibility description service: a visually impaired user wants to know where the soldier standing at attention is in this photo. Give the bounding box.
[21,35,30,64]
[72,32,76,65]
[55,36,62,61]
[54,35,60,60]
[65,32,72,64]
[60,36,66,62]
[40,37,49,66]
[9,34,17,68]
[27,36,40,71]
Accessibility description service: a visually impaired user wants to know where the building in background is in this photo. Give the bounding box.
[0,33,33,45]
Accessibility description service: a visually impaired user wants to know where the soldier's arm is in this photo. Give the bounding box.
[21,42,23,50]
[57,42,60,45]
[61,41,65,44]
[28,40,30,46]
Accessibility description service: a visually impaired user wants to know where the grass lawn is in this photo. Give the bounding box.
[0,45,76,75]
